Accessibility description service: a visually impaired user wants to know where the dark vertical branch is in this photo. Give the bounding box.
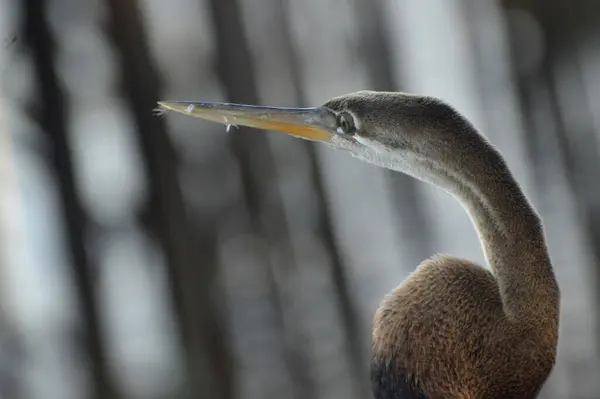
[103,1,234,398]
[536,0,600,356]
[276,0,371,396]
[21,1,118,398]
[507,62,546,208]
[0,316,25,399]
[350,0,395,92]
[542,54,600,362]
[506,0,600,360]
[206,0,316,398]
[552,2,600,354]
[351,0,434,264]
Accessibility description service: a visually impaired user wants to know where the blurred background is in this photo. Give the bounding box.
[0,0,599,398]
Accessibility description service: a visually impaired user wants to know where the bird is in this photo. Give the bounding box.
[157,90,560,399]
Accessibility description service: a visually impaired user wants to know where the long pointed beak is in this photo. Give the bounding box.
[157,101,338,143]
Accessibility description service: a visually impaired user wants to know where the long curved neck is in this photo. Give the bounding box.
[423,143,559,324]
[347,130,559,325]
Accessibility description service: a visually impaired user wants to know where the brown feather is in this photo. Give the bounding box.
[321,91,560,398]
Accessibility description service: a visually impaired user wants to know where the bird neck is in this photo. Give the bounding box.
[432,146,559,325]
[346,132,559,326]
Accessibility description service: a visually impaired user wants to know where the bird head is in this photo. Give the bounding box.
[157,90,487,181]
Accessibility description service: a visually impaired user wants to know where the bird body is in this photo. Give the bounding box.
[372,255,556,399]
[158,90,560,398]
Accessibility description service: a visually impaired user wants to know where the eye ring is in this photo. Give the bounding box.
[336,112,357,135]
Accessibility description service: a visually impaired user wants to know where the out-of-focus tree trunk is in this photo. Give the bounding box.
[275,0,371,396]
[104,1,234,398]
[0,316,25,399]
[505,1,600,395]
[535,0,600,359]
[544,2,600,362]
[206,0,317,397]
[352,0,434,267]
[22,1,119,398]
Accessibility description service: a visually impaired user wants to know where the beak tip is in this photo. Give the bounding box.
[154,101,172,117]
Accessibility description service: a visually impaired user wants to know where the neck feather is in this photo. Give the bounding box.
[350,137,559,324]
[422,145,559,322]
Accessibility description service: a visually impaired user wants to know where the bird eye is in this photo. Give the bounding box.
[336,112,356,135]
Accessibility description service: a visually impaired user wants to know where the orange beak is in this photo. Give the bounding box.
[157,100,337,143]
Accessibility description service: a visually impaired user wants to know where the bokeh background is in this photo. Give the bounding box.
[1,0,599,398]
